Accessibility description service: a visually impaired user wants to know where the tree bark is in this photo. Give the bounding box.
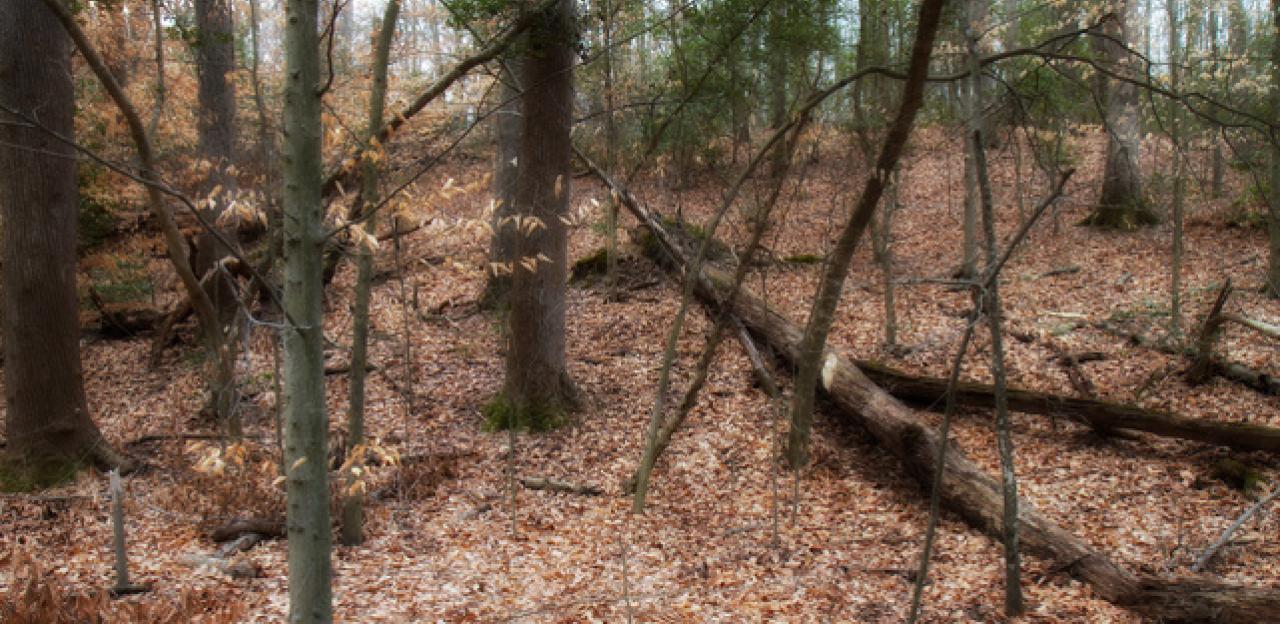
[343,0,399,549]
[481,47,523,310]
[0,0,128,474]
[1268,0,1280,297]
[282,0,332,618]
[501,0,578,425]
[1083,1,1159,229]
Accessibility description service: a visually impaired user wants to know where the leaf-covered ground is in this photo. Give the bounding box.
[1,127,1277,622]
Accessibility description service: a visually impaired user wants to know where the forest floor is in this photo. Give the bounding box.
[1,126,1278,623]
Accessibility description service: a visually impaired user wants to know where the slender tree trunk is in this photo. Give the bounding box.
[767,2,788,178]
[970,98,1024,620]
[343,0,399,548]
[148,0,166,140]
[501,0,578,427]
[785,0,946,469]
[0,0,128,475]
[282,0,332,618]
[1169,0,1187,336]
[1084,0,1159,228]
[1268,0,1280,297]
[602,0,619,297]
[872,171,899,349]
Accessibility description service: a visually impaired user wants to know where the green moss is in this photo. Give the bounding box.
[482,393,567,432]
[570,247,611,284]
[784,253,823,265]
[78,196,123,250]
[0,457,83,492]
[1212,458,1268,495]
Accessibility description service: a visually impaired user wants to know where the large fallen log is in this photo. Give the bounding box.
[620,211,1280,621]
[855,360,1280,453]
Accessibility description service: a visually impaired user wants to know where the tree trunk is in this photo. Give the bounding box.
[193,0,238,275]
[785,0,946,469]
[482,48,523,310]
[282,0,332,618]
[1268,0,1280,297]
[148,0,166,140]
[0,0,128,475]
[767,2,789,178]
[194,0,242,437]
[1083,0,1159,229]
[343,0,399,549]
[501,0,578,427]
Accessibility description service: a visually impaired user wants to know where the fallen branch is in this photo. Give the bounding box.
[1192,485,1280,573]
[632,207,1280,622]
[210,517,284,542]
[854,360,1280,453]
[520,477,603,496]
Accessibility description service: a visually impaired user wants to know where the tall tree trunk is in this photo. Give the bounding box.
[194,0,238,273]
[1269,0,1280,297]
[1169,0,1187,335]
[501,0,578,427]
[785,0,946,469]
[194,0,242,436]
[282,0,332,618]
[482,48,523,310]
[767,1,788,178]
[148,0,166,140]
[344,0,399,548]
[0,0,129,476]
[1083,0,1159,229]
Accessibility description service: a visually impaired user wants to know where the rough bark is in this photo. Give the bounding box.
[1083,1,1159,228]
[481,48,523,310]
[0,0,128,473]
[282,0,332,619]
[193,0,238,276]
[500,0,579,425]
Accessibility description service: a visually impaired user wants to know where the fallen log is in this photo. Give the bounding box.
[854,360,1280,453]
[210,517,284,542]
[625,210,1280,622]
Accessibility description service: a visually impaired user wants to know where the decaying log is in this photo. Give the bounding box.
[89,287,165,338]
[1189,280,1234,384]
[210,517,284,542]
[520,477,603,496]
[627,207,1280,622]
[854,360,1280,453]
